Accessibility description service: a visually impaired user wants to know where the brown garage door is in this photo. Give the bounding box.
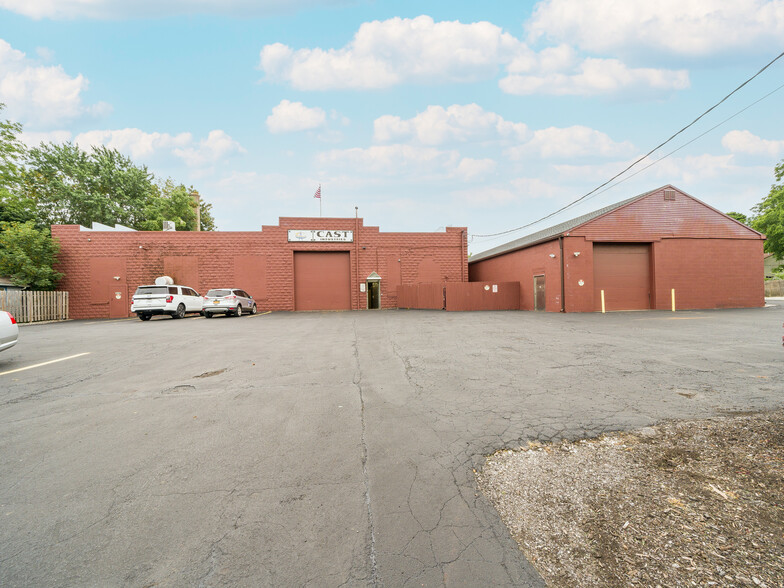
[294,252,351,311]
[593,243,651,311]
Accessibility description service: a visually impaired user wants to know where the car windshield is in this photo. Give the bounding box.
[206,289,232,297]
[135,286,168,295]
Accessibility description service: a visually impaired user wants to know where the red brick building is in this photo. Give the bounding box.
[52,217,467,319]
[469,185,766,312]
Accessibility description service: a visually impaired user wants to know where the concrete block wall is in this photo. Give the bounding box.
[52,219,468,319]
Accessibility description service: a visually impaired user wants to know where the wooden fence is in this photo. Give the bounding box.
[765,280,784,297]
[0,290,69,323]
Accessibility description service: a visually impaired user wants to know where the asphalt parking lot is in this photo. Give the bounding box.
[1,304,783,587]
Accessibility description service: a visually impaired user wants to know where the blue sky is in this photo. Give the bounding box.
[1,0,783,253]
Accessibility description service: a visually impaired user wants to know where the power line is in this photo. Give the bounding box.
[470,49,784,240]
[562,80,784,208]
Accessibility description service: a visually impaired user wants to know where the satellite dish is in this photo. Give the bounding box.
[162,221,176,231]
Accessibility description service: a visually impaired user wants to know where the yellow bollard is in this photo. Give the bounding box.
[601,289,606,313]
[671,288,675,312]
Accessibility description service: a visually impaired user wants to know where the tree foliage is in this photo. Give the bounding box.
[752,160,784,261]
[0,107,217,292]
[725,211,749,225]
[0,103,25,193]
[22,142,158,229]
[137,180,216,232]
[0,221,62,289]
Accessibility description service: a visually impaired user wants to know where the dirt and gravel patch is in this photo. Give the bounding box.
[476,409,784,587]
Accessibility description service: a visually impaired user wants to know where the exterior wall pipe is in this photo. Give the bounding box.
[559,236,565,312]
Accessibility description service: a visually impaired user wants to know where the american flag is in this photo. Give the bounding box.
[314,185,321,199]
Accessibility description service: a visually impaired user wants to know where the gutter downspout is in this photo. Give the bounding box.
[355,207,360,310]
[559,236,565,313]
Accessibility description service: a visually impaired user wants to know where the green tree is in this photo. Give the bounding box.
[0,221,62,289]
[752,160,784,261]
[0,103,25,191]
[725,211,749,225]
[137,180,216,232]
[23,142,158,229]
[0,104,34,224]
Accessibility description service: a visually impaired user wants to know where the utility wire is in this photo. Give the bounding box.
[565,80,784,207]
[471,49,784,240]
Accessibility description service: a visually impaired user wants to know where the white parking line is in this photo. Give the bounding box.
[0,352,91,377]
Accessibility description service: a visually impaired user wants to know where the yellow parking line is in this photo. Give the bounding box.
[250,311,271,318]
[0,352,91,377]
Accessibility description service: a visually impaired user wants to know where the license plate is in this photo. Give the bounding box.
[213,300,219,304]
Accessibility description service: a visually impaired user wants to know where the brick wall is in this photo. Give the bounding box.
[52,218,468,319]
[651,238,764,310]
[469,240,562,311]
[469,235,764,312]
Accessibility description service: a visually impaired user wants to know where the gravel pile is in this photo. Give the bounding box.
[476,410,784,587]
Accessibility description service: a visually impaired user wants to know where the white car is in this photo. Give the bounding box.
[131,284,203,320]
[0,311,19,352]
[202,288,257,318]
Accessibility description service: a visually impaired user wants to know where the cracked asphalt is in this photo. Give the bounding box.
[1,303,783,587]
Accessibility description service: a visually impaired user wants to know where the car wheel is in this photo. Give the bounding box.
[174,303,186,319]
[204,312,213,319]
[139,314,151,321]
[250,304,257,315]
[236,304,243,317]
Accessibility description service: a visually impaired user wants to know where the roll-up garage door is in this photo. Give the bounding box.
[294,252,351,311]
[593,243,651,311]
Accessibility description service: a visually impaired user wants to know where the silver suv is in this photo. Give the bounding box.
[131,284,203,320]
[202,289,257,318]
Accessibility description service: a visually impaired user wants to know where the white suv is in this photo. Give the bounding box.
[131,284,203,320]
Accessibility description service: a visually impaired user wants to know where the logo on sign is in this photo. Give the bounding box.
[287,230,354,242]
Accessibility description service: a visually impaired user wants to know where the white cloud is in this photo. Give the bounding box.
[258,15,689,97]
[71,127,244,167]
[317,144,460,176]
[500,57,689,96]
[266,99,327,133]
[455,178,565,207]
[553,153,737,183]
[259,15,523,90]
[507,125,635,159]
[19,129,72,147]
[455,157,496,181]
[721,130,784,157]
[0,38,106,127]
[173,129,246,167]
[374,104,528,145]
[0,0,347,20]
[526,0,784,57]
[74,128,191,159]
[454,186,519,206]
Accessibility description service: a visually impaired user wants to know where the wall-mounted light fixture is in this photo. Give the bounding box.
[113,276,120,281]
[549,253,556,258]
[574,252,581,257]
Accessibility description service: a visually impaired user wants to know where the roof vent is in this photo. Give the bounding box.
[663,189,676,201]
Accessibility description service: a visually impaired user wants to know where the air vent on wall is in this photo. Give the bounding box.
[663,190,676,201]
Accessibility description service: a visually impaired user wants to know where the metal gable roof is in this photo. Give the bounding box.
[469,188,656,263]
